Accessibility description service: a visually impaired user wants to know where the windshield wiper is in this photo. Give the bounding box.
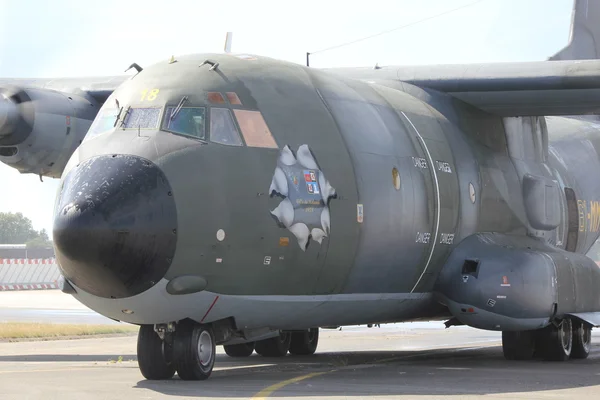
[170,96,188,120]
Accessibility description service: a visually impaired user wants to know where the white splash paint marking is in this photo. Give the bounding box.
[402,111,440,293]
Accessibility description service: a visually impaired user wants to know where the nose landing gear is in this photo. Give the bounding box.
[137,321,216,381]
[174,321,216,380]
[137,325,176,380]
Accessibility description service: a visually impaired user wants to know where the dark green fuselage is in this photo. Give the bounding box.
[53,53,600,330]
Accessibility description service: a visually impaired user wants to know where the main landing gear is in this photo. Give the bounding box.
[137,321,216,381]
[502,317,592,361]
[223,328,320,358]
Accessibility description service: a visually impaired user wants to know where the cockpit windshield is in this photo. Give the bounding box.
[122,108,161,129]
[162,107,206,139]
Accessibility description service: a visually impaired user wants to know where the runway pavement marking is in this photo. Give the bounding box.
[250,343,501,398]
[216,363,277,371]
[251,371,332,400]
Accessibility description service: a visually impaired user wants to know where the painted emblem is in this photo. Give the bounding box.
[269,144,336,250]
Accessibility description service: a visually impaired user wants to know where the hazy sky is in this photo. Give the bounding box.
[0,0,573,237]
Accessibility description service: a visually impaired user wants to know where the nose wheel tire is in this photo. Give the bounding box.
[289,328,319,355]
[571,320,592,359]
[175,323,216,380]
[535,318,573,361]
[224,342,255,357]
[137,325,176,380]
[255,331,291,357]
[501,330,535,360]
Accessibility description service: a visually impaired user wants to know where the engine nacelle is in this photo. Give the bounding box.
[0,86,100,178]
[434,232,600,331]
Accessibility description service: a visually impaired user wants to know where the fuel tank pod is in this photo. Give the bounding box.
[433,233,559,331]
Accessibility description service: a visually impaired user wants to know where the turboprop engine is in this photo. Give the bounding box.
[0,85,100,179]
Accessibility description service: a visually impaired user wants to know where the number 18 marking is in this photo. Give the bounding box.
[140,88,160,101]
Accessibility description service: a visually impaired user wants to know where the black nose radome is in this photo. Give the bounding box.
[53,154,177,299]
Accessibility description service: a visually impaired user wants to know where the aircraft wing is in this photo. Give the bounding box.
[0,75,127,178]
[0,75,128,103]
[327,59,600,117]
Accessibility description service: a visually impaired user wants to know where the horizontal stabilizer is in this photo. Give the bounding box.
[328,59,600,117]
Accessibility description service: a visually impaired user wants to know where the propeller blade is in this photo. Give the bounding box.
[0,86,29,104]
[0,96,19,138]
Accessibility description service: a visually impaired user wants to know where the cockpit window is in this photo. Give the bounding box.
[122,107,161,129]
[86,108,119,139]
[233,110,277,148]
[210,108,243,146]
[162,107,206,139]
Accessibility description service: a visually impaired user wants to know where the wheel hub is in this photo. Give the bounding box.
[582,325,591,348]
[559,319,573,353]
[198,330,213,367]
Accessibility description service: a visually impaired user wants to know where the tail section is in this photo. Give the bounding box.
[549,0,600,60]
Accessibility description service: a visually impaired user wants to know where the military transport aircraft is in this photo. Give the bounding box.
[1,0,600,381]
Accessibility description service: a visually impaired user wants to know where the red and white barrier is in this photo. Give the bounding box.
[0,258,56,265]
[0,283,58,291]
[0,258,61,291]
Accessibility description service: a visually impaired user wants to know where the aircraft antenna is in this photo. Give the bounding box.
[306,0,486,66]
[125,63,143,73]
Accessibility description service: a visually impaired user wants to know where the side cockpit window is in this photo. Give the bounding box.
[234,110,278,148]
[86,108,119,139]
[163,107,206,139]
[210,108,243,146]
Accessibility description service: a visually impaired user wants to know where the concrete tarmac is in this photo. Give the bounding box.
[1,326,599,400]
[0,290,118,324]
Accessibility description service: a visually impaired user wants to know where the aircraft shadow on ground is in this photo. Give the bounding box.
[133,345,600,398]
[0,354,138,362]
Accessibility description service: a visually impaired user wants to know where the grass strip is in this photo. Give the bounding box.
[0,322,138,339]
